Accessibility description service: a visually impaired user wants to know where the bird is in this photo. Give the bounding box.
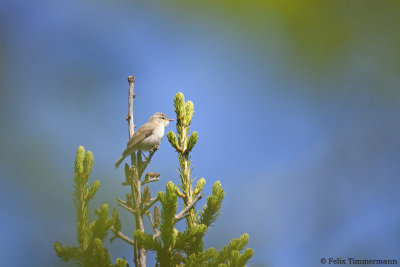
[115,112,174,168]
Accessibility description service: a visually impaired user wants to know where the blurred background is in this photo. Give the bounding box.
[1,0,400,266]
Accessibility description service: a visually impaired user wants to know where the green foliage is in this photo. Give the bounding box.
[200,181,225,228]
[91,204,115,241]
[134,230,161,251]
[185,247,218,266]
[88,180,100,199]
[54,146,127,267]
[167,131,180,151]
[174,92,185,113]
[113,208,121,230]
[134,182,180,266]
[193,177,206,195]
[54,243,81,262]
[184,234,253,267]
[160,182,178,245]
[206,234,254,267]
[184,101,194,125]
[186,131,198,153]
[175,224,208,252]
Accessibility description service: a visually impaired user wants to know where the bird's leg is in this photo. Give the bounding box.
[142,153,150,165]
[138,146,159,178]
[143,145,158,162]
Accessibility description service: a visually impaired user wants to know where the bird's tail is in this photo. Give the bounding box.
[115,155,125,168]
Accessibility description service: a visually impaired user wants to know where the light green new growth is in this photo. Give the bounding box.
[54,146,127,267]
[200,181,225,228]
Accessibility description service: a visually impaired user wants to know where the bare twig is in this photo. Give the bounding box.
[142,177,160,185]
[127,76,136,138]
[146,211,155,228]
[117,198,128,205]
[117,201,136,215]
[145,172,160,180]
[145,210,160,235]
[174,194,203,222]
[111,226,135,246]
[142,171,160,185]
[125,75,147,267]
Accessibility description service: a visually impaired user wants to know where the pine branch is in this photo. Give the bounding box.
[117,201,137,215]
[54,146,127,267]
[142,172,160,185]
[111,226,135,246]
[206,234,253,267]
[200,181,225,228]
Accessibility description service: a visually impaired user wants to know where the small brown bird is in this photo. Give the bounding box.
[115,112,174,168]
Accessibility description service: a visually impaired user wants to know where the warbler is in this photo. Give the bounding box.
[115,112,174,168]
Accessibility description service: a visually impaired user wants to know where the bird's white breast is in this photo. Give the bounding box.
[139,124,165,150]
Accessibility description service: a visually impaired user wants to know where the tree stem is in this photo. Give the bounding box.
[127,75,136,139]
[126,75,146,267]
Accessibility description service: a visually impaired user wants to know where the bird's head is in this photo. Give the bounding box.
[150,112,174,127]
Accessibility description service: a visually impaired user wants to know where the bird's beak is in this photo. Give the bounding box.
[168,118,175,121]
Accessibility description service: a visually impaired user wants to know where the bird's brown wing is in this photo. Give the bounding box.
[125,124,154,150]
[115,124,155,168]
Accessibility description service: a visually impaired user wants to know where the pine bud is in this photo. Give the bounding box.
[187,131,198,152]
[83,151,94,177]
[171,228,178,247]
[143,186,151,205]
[75,146,85,175]
[166,181,176,202]
[92,238,103,254]
[194,177,206,195]
[154,206,160,227]
[157,191,165,204]
[175,186,185,198]
[112,208,121,232]
[167,131,180,150]
[185,101,194,125]
[174,92,186,118]
[88,180,100,199]
[53,242,63,255]
[99,204,109,219]
[212,180,225,199]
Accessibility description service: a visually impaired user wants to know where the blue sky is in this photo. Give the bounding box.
[1,1,400,266]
